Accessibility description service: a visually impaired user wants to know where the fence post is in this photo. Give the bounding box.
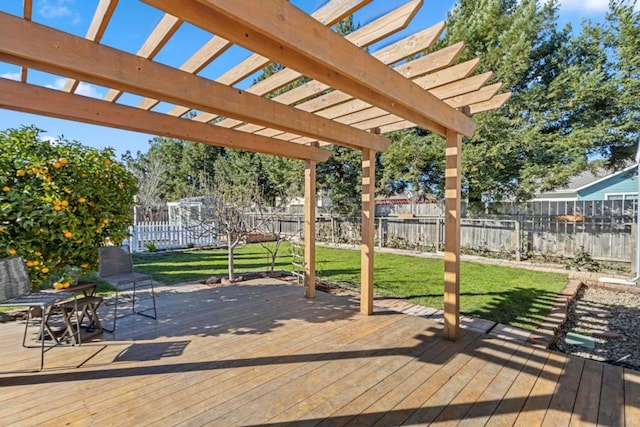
[632,223,638,274]
[378,217,383,249]
[435,217,441,252]
[514,219,521,262]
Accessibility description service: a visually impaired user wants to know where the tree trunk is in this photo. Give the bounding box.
[227,231,235,280]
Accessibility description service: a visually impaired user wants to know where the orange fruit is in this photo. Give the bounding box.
[61,200,69,207]
[53,205,62,211]
[78,197,86,203]
[53,161,62,169]
[16,170,25,177]
[8,248,16,256]
[41,267,49,274]
[59,158,68,165]
[2,186,10,192]
[53,282,64,290]
[63,231,73,239]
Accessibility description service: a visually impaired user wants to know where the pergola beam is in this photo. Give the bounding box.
[63,0,117,93]
[0,79,331,162]
[166,0,371,119]
[0,12,389,152]
[141,0,476,137]
[206,0,426,128]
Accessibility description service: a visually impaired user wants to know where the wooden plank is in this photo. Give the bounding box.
[321,331,480,426]
[415,58,480,90]
[446,82,502,109]
[444,129,462,341]
[514,351,570,426]
[625,368,640,425]
[137,35,231,110]
[540,356,585,427]
[226,315,436,426]
[231,23,450,139]
[0,14,390,152]
[143,0,476,137]
[270,318,447,424]
[597,363,625,427]
[63,0,117,92]
[429,71,494,100]
[458,345,536,426]
[167,0,371,119]
[20,0,33,82]
[304,159,316,298]
[469,92,512,114]
[405,338,521,425]
[361,148,376,315]
[570,359,604,426]
[152,313,408,426]
[485,348,551,426]
[0,79,331,162]
[103,13,182,103]
[211,1,423,129]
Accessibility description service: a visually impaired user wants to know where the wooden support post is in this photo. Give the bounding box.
[444,129,462,341]
[304,159,316,299]
[361,148,376,315]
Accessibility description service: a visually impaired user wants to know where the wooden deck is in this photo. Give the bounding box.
[1,279,638,426]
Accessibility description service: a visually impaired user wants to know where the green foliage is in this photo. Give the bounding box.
[381,0,640,205]
[0,126,137,289]
[565,246,601,272]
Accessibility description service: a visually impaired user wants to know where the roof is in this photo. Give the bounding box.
[0,0,510,162]
[556,164,637,192]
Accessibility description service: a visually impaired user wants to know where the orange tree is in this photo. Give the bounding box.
[0,126,137,289]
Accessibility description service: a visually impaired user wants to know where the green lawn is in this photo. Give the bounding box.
[133,243,568,330]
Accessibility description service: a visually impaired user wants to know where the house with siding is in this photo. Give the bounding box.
[533,164,639,201]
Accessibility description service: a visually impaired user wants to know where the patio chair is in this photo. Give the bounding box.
[0,256,75,371]
[98,245,157,332]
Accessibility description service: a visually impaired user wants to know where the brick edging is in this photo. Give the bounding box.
[526,279,583,348]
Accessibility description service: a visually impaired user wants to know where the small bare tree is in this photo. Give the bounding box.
[178,183,264,280]
[132,157,168,221]
[252,199,302,272]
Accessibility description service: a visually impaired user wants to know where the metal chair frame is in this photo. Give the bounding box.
[0,256,76,371]
[98,245,157,332]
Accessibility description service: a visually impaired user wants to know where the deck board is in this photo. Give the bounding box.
[0,279,637,426]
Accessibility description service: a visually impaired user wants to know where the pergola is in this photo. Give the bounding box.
[0,0,510,340]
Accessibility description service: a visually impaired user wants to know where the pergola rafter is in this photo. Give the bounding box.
[0,0,511,340]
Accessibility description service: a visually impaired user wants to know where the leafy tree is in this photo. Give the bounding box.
[381,0,637,207]
[0,126,137,289]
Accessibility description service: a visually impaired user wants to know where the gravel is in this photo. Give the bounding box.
[553,285,640,371]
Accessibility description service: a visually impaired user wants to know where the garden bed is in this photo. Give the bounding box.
[552,284,640,371]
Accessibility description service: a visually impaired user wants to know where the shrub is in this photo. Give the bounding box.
[0,126,137,289]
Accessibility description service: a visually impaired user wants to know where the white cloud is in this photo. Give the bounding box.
[37,0,80,23]
[46,78,103,98]
[0,72,21,81]
[560,0,639,12]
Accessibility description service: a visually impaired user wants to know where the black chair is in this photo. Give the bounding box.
[98,245,157,332]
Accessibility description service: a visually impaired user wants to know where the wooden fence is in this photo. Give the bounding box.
[131,199,637,268]
[274,213,634,266]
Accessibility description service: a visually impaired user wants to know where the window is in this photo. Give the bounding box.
[605,193,638,201]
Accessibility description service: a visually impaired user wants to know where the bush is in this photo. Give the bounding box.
[0,126,137,289]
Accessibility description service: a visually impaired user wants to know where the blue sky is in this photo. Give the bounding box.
[0,0,627,157]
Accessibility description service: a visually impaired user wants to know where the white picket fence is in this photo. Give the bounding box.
[128,222,218,252]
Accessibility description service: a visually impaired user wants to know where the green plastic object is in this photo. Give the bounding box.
[565,332,596,349]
